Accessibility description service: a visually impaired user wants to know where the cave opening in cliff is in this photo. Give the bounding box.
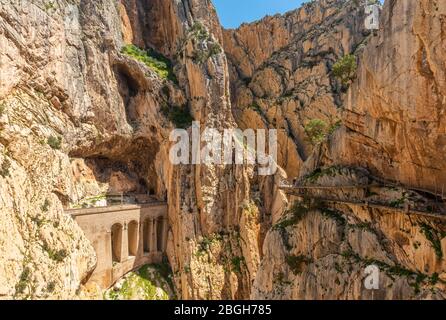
[115,64,139,104]
[114,63,141,127]
[70,134,163,205]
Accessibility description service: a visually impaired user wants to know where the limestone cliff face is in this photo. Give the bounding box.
[0,0,181,298]
[124,0,263,300]
[0,0,263,300]
[248,0,446,300]
[321,0,446,191]
[223,0,368,179]
[1,0,445,301]
[252,169,446,299]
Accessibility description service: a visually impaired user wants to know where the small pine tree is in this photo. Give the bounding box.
[332,54,357,85]
[305,119,328,145]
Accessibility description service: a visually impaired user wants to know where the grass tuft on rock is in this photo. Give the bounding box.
[47,135,62,150]
[121,44,177,82]
[104,264,174,300]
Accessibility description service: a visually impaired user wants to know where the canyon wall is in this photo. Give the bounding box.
[322,0,446,191]
[0,0,445,300]
[223,0,368,179]
[124,0,260,300]
[233,0,446,299]
[0,0,273,299]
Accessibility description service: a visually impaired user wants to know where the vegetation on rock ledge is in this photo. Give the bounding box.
[0,158,11,178]
[305,119,341,145]
[104,264,175,300]
[332,54,357,86]
[47,135,62,150]
[121,44,177,82]
[161,104,194,129]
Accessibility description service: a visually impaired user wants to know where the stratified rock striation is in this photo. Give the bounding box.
[0,0,262,299]
[249,0,446,300]
[0,0,445,300]
[223,0,368,179]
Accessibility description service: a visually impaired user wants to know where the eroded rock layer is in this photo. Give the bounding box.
[245,0,446,299]
[0,0,445,300]
[0,0,264,300]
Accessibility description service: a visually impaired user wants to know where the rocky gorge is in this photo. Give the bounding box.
[0,0,445,300]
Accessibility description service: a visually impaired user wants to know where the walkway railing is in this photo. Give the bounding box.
[66,201,167,217]
[280,171,446,200]
[280,187,446,221]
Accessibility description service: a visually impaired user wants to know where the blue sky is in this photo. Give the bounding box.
[213,0,306,29]
[213,0,384,29]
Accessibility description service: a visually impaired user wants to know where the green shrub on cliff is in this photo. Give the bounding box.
[304,119,328,145]
[47,135,62,150]
[121,44,177,82]
[304,119,342,145]
[161,104,194,129]
[332,54,357,85]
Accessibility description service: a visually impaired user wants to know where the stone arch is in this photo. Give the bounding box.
[128,220,139,257]
[111,223,123,263]
[156,216,164,252]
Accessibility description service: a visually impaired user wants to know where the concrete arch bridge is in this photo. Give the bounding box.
[68,202,168,288]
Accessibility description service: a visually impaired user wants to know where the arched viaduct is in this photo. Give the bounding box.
[68,202,168,288]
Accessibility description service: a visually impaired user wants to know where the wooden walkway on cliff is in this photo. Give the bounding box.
[279,184,446,221]
[282,176,446,200]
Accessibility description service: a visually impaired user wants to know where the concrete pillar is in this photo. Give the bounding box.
[138,222,145,256]
[104,230,113,287]
[152,218,158,253]
[148,218,154,253]
[105,230,112,269]
[121,222,129,262]
[161,217,168,252]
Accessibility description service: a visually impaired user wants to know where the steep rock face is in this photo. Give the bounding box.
[223,0,368,179]
[319,0,446,191]
[0,0,269,300]
[0,0,123,299]
[253,0,446,300]
[253,205,446,300]
[252,169,446,299]
[0,0,180,298]
[124,0,265,300]
[1,0,445,301]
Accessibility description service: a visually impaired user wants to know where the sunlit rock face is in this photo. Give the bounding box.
[0,0,263,300]
[323,0,446,191]
[246,0,446,300]
[0,0,445,300]
[0,0,178,298]
[223,0,368,179]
